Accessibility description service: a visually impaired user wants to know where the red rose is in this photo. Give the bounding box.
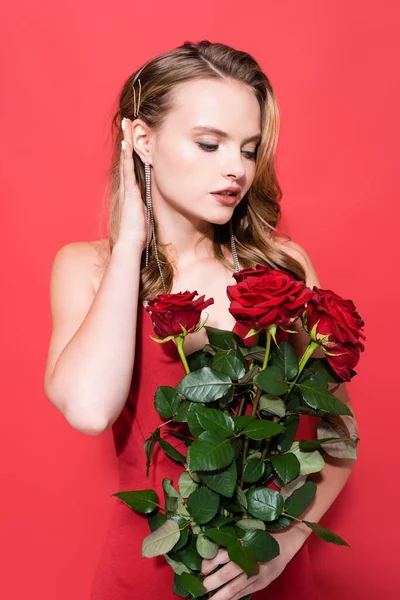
[145,291,214,339]
[226,264,314,330]
[304,287,366,381]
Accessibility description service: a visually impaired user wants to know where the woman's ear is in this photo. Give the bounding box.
[131,119,153,165]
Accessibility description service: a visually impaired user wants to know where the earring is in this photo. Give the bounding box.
[229,218,240,273]
[144,163,167,306]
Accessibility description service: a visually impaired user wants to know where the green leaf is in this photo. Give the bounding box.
[238,367,259,384]
[243,458,265,483]
[172,400,191,423]
[316,416,359,459]
[279,474,308,501]
[239,344,266,362]
[205,326,243,349]
[176,367,232,402]
[162,477,181,500]
[305,357,340,384]
[270,340,299,381]
[187,349,213,371]
[284,481,317,518]
[180,572,207,597]
[227,541,259,578]
[186,486,220,524]
[143,428,161,477]
[270,452,300,485]
[176,497,191,519]
[170,515,190,552]
[165,497,178,516]
[212,349,247,380]
[198,459,237,498]
[187,403,205,438]
[162,479,180,517]
[231,437,243,459]
[172,573,191,598]
[208,514,235,528]
[302,520,351,547]
[196,532,219,559]
[188,431,235,471]
[242,419,285,440]
[259,394,286,418]
[255,365,289,395]
[196,405,235,438]
[154,386,181,418]
[164,554,191,576]
[233,415,255,432]
[289,442,326,475]
[275,414,300,453]
[148,511,167,532]
[299,381,354,416]
[142,519,180,557]
[236,485,248,511]
[299,437,341,451]
[204,525,244,547]
[159,439,186,464]
[112,489,158,514]
[164,429,194,446]
[298,367,329,389]
[178,471,199,498]
[236,518,265,531]
[264,516,293,531]
[246,487,284,521]
[173,535,203,571]
[241,529,280,562]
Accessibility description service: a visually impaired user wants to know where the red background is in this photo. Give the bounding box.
[2,1,398,598]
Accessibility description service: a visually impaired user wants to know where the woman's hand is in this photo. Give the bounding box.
[200,528,307,600]
[118,117,147,250]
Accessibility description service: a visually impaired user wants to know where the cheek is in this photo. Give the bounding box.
[153,141,200,201]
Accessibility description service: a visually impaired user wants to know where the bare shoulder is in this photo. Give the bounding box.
[51,238,111,292]
[272,235,322,289]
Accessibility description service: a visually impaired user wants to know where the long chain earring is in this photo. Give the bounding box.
[143,163,167,308]
[229,218,240,273]
[132,77,167,308]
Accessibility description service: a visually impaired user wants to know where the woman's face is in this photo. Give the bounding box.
[148,77,262,225]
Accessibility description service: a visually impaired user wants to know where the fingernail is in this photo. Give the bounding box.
[121,118,125,131]
[121,140,126,150]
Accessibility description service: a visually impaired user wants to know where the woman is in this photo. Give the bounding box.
[44,40,357,599]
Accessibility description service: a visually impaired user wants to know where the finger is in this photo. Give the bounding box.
[119,140,125,198]
[121,138,137,196]
[121,118,137,193]
[211,572,258,600]
[203,560,245,594]
[201,548,230,575]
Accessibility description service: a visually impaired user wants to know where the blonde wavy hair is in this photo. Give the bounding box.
[100,40,306,302]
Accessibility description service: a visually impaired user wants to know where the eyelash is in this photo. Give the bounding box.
[197,142,258,161]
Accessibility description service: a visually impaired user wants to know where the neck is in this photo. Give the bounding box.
[152,198,218,271]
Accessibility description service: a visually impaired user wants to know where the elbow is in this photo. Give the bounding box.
[63,400,110,436]
[44,381,109,436]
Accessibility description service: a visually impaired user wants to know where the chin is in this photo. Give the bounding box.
[204,209,235,226]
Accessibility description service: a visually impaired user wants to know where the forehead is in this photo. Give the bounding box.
[165,78,261,137]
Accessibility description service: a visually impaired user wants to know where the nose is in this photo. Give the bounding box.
[222,150,246,180]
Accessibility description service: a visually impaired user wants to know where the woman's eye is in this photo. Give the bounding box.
[197,142,257,160]
[197,142,218,152]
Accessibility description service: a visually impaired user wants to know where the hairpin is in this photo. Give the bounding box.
[132,78,142,118]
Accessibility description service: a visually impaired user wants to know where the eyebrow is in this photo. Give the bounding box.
[190,126,262,143]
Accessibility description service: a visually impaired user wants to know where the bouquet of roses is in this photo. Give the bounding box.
[113,265,365,599]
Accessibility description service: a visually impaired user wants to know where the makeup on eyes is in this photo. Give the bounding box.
[196,142,258,160]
